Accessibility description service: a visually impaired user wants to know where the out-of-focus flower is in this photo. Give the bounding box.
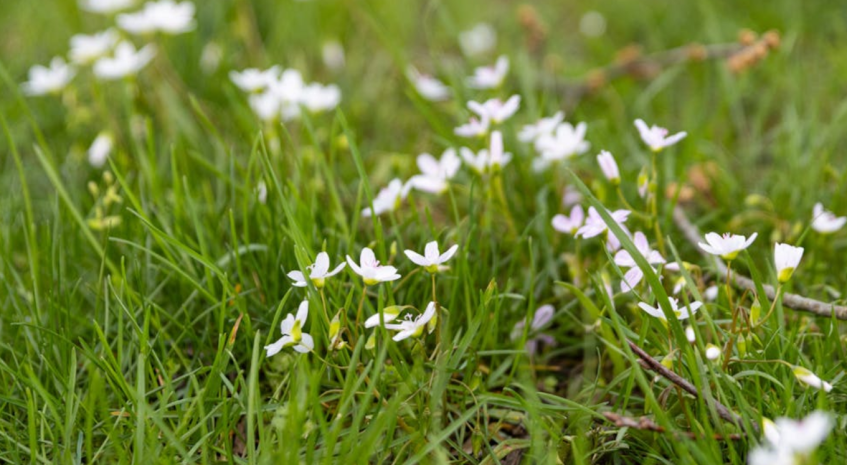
[229,66,280,93]
[361,179,410,217]
[407,149,461,194]
[811,202,846,234]
[118,0,196,35]
[466,55,508,89]
[793,366,833,392]
[750,411,833,465]
[774,243,803,283]
[93,41,156,80]
[552,205,585,235]
[698,232,758,260]
[705,344,721,360]
[533,122,589,171]
[468,95,520,124]
[459,23,496,56]
[406,66,450,102]
[88,132,113,168]
[199,42,223,74]
[511,304,555,354]
[685,325,696,343]
[579,11,607,37]
[300,83,341,113]
[518,112,564,143]
[321,40,346,71]
[614,231,665,292]
[384,302,437,341]
[596,150,620,185]
[455,115,490,138]
[70,29,119,65]
[364,305,403,329]
[256,180,268,204]
[264,300,313,355]
[634,119,687,152]
[346,247,401,285]
[80,0,135,14]
[638,298,702,322]
[404,241,458,273]
[576,206,630,251]
[22,57,75,96]
[460,130,512,174]
[562,185,582,207]
[288,252,346,289]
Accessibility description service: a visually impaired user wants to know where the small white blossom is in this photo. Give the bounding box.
[750,411,834,465]
[518,112,564,143]
[256,180,268,204]
[698,232,758,260]
[468,95,520,124]
[460,130,512,174]
[793,366,833,392]
[321,40,346,71]
[576,206,630,251]
[287,252,346,289]
[811,202,846,234]
[459,23,496,56]
[79,0,135,14]
[346,247,401,285]
[384,302,437,341]
[88,132,113,168]
[93,41,156,80]
[22,57,75,96]
[614,232,665,292]
[70,29,119,65]
[454,115,490,138]
[705,344,721,360]
[229,66,280,93]
[300,82,341,113]
[406,66,450,102]
[533,122,590,171]
[685,325,696,343]
[407,149,461,194]
[551,205,585,235]
[361,178,410,217]
[596,150,620,185]
[511,304,556,354]
[638,298,703,322]
[704,285,719,301]
[634,118,687,152]
[364,305,403,329]
[774,243,803,283]
[117,0,196,35]
[264,300,314,355]
[466,55,508,89]
[404,241,458,273]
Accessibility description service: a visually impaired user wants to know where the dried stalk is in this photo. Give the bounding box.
[673,206,847,320]
[627,339,757,434]
[602,412,744,441]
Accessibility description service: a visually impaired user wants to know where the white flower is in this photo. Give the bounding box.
[229,66,280,93]
[576,206,630,251]
[614,232,665,292]
[705,344,721,360]
[361,178,410,217]
[22,57,75,96]
[459,23,496,57]
[93,41,156,80]
[79,0,135,14]
[793,366,833,392]
[88,132,113,168]
[199,42,223,74]
[596,150,620,185]
[454,115,490,138]
[384,302,437,341]
[321,40,346,71]
[518,112,564,143]
[698,232,758,260]
[287,252,346,289]
[466,55,509,89]
[300,83,341,113]
[685,325,696,343]
[468,95,520,124]
[533,122,590,171]
[552,205,584,235]
[511,304,554,340]
[638,298,703,321]
[404,241,458,273]
[364,305,403,329]
[634,119,687,152]
[579,11,607,38]
[406,66,450,102]
[346,247,401,285]
[774,243,803,283]
[750,411,834,465]
[407,149,461,194]
[117,0,196,35]
[70,29,119,65]
[812,202,846,234]
[460,130,512,174]
[256,180,268,204]
[704,285,719,301]
[562,185,582,207]
[264,300,314,355]
[248,91,282,122]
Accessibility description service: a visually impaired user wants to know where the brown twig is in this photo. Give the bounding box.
[626,339,757,434]
[550,29,780,107]
[672,206,847,320]
[602,412,744,441]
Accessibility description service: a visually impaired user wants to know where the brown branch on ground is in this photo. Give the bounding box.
[626,339,758,434]
[672,206,847,320]
[602,412,744,441]
[550,29,780,106]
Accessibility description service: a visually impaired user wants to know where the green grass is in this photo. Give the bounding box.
[1,0,846,463]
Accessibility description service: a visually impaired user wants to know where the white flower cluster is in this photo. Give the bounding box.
[230,66,341,122]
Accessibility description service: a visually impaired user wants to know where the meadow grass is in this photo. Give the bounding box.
[1,0,846,463]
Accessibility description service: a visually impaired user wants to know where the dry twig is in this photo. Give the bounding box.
[672,206,847,320]
[602,412,744,440]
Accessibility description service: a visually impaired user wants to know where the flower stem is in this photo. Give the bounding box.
[352,285,367,345]
[721,262,736,370]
